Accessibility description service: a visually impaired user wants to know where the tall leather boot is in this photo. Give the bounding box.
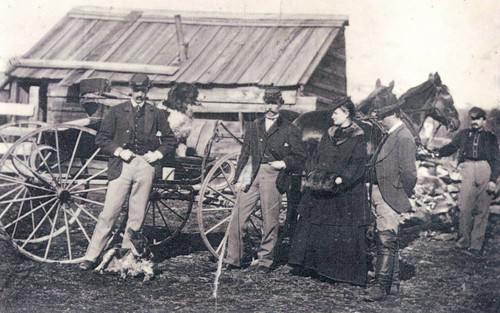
[364,230,397,302]
[390,250,400,295]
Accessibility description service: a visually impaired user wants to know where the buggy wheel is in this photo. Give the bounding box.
[0,121,48,143]
[0,124,108,263]
[197,151,265,260]
[143,185,194,245]
[0,121,48,174]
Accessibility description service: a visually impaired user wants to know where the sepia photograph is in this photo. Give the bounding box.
[0,0,499,312]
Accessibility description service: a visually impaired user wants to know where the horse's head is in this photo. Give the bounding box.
[357,79,398,116]
[163,82,200,117]
[427,73,460,131]
[398,73,460,132]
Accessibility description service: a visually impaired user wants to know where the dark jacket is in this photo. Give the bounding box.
[96,100,177,180]
[437,128,500,181]
[234,115,306,190]
[375,123,417,213]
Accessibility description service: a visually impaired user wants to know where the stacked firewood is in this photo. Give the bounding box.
[400,158,500,230]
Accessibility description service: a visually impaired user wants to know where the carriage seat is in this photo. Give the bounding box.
[185,119,218,157]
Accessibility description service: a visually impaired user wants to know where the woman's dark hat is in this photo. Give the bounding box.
[129,73,151,91]
[468,106,486,119]
[330,95,356,117]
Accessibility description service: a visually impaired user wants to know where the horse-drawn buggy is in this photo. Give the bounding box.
[0,78,247,263]
[0,72,460,265]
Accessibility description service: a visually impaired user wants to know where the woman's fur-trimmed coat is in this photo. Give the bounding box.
[289,122,371,285]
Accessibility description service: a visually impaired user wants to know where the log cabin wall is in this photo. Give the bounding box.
[4,6,349,148]
[302,29,347,109]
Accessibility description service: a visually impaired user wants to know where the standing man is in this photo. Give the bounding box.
[365,105,417,301]
[224,87,306,272]
[80,73,177,270]
[434,107,499,256]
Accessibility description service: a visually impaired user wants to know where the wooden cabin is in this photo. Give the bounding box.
[1,6,348,127]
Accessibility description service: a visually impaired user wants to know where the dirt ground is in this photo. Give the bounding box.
[0,213,499,313]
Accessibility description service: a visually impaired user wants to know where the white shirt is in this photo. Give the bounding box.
[387,120,403,134]
[131,98,144,108]
[265,118,276,132]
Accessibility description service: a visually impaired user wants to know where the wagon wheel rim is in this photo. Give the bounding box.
[143,185,194,245]
[197,151,264,260]
[0,121,48,176]
[0,124,107,263]
[0,121,48,144]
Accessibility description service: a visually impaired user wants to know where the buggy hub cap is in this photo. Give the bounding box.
[57,189,72,203]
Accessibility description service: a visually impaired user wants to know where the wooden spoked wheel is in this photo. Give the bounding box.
[143,185,194,245]
[0,121,48,143]
[0,124,108,263]
[197,151,266,260]
[0,121,48,174]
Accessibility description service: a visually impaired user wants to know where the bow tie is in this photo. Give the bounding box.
[266,117,278,122]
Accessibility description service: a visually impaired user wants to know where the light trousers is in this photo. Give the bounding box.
[371,185,400,234]
[225,164,281,268]
[84,157,155,261]
[457,161,491,251]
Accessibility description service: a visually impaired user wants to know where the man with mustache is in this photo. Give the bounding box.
[80,73,177,270]
[434,106,500,257]
[224,87,306,273]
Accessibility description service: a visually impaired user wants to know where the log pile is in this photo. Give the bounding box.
[400,159,500,230]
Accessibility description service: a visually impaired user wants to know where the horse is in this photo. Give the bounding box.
[292,78,397,158]
[292,72,460,155]
[283,74,460,234]
[397,72,460,143]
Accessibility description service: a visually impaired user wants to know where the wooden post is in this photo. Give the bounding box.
[238,111,244,135]
[29,86,40,121]
[9,58,179,76]
[8,81,19,123]
[175,15,188,61]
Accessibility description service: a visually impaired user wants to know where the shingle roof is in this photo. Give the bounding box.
[10,6,348,88]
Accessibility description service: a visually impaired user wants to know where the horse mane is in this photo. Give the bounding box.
[163,82,199,113]
[357,80,396,115]
[398,79,435,110]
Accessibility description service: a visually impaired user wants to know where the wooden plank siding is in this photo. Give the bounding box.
[60,19,143,85]
[236,27,298,84]
[149,25,202,73]
[75,14,144,82]
[212,27,270,84]
[301,29,347,109]
[259,28,314,86]
[6,7,349,124]
[12,17,80,78]
[276,28,333,86]
[176,27,240,83]
[11,7,348,88]
[110,23,177,83]
[154,26,223,83]
[195,27,248,84]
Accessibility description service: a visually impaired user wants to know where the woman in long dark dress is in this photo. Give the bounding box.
[288,98,371,286]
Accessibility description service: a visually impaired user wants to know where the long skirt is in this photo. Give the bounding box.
[289,218,368,286]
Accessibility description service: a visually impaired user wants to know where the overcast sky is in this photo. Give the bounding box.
[1,0,499,109]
